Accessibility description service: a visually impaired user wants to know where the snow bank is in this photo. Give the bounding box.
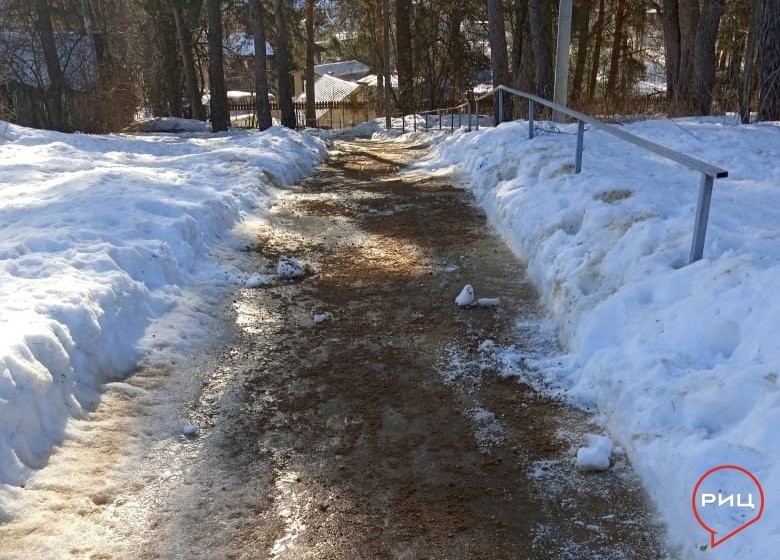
[415,117,780,559]
[0,123,324,493]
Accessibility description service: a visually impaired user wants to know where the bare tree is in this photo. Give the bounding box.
[511,0,535,119]
[486,0,510,123]
[739,0,761,122]
[587,0,605,101]
[304,0,316,127]
[571,0,591,101]
[662,0,681,104]
[759,0,780,120]
[606,0,626,100]
[274,0,295,128]
[171,0,203,120]
[34,0,68,130]
[206,0,229,131]
[691,0,725,114]
[396,0,413,113]
[529,0,553,98]
[249,0,272,130]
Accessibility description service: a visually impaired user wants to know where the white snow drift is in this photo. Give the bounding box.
[416,117,780,559]
[0,122,325,497]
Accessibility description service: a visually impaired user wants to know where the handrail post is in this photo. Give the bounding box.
[575,120,585,173]
[528,99,535,139]
[689,174,715,263]
[497,87,504,125]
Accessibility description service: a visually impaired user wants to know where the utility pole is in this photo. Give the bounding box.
[553,0,573,122]
[383,0,391,129]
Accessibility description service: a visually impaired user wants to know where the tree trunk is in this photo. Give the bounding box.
[672,0,699,113]
[529,0,553,99]
[587,0,605,101]
[171,0,203,120]
[691,0,724,115]
[373,0,385,114]
[79,0,99,89]
[759,0,780,120]
[487,0,510,123]
[304,0,316,127]
[396,0,414,113]
[206,0,229,131]
[249,0,272,130]
[34,0,68,130]
[662,0,680,103]
[606,0,626,100]
[448,6,466,101]
[739,0,760,123]
[383,0,392,127]
[572,0,591,102]
[274,0,296,128]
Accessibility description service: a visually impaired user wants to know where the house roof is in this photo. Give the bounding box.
[224,33,274,57]
[357,74,399,88]
[297,74,362,103]
[0,30,96,91]
[314,60,369,78]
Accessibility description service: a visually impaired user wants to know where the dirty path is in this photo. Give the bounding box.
[0,139,669,559]
[171,138,668,559]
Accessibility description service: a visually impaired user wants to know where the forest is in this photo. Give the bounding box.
[0,0,778,133]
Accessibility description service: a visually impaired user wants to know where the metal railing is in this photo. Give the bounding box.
[400,85,729,264]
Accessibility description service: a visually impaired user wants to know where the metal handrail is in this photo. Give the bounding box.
[400,84,729,264]
[491,85,728,179]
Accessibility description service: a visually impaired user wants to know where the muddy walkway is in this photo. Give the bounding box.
[0,139,669,560]
[163,139,668,559]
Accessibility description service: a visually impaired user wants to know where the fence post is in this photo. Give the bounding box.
[439,110,442,130]
[459,108,462,129]
[476,100,480,131]
[425,113,429,130]
[528,99,535,139]
[451,109,454,132]
[414,112,417,131]
[575,120,585,173]
[497,88,504,124]
[467,102,472,132]
[402,114,405,133]
[689,174,715,263]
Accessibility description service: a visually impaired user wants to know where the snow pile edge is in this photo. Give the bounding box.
[0,124,325,493]
[415,118,780,559]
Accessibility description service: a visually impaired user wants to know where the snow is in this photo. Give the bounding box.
[181,423,200,438]
[245,273,275,288]
[0,122,325,503]
[414,116,780,559]
[276,257,312,280]
[576,434,613,471]
[476,297,500,307]
[136,118,211,133]
[455,284,475,307]
[313,313,330,325]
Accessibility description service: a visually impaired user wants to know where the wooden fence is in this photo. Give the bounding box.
[221,98,376,130]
